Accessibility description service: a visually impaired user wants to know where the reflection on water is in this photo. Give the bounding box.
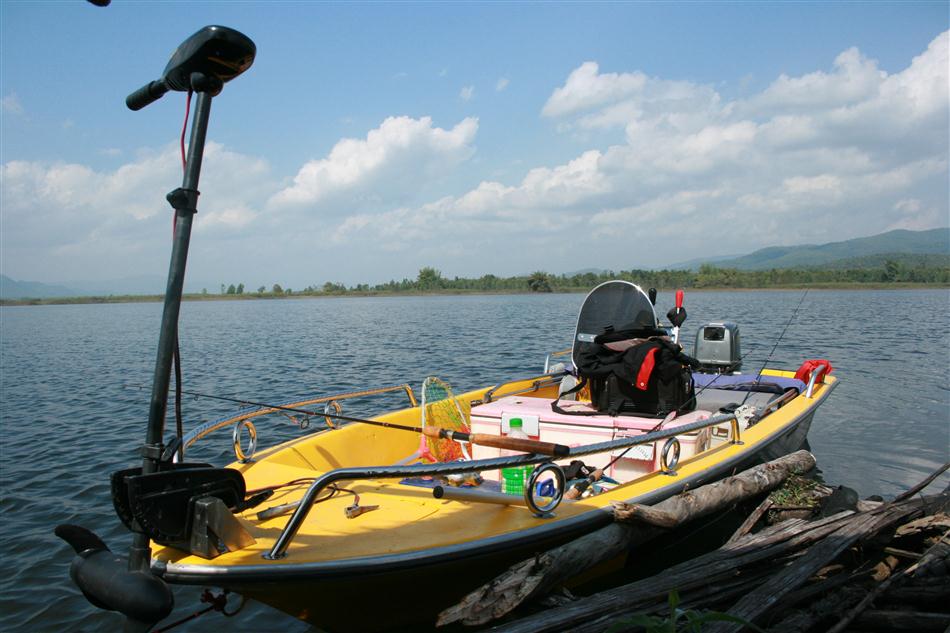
[1,289,947,630]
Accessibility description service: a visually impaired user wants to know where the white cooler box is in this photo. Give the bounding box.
[469,396,712,482]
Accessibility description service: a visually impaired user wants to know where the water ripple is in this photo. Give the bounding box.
[1,289,947,631]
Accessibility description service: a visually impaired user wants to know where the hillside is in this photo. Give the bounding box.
[671,228,949,271]
[0,275,78,299]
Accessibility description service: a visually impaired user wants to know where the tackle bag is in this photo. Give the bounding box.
[555,337,699,417]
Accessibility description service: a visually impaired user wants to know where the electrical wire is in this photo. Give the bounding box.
[171,90,193,462]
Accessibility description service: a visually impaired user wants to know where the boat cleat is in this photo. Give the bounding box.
[344,504,379,519]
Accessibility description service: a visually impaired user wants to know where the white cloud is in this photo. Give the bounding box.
[888,198,943,231]
[460,85,475,101]
[542,62,647,118]
[496,78,510,92]
[1,143,273,280]
[268,115,478,212]
[2,92,24,115]
[3,32,946,286]
[334,31,949,267]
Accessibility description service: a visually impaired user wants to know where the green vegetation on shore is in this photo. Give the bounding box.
[3,260,947,306]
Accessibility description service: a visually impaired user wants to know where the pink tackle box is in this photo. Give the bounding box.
[469,396,712,482]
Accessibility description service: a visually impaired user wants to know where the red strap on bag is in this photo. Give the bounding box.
[636,347,659,390]
[794,359,833,384]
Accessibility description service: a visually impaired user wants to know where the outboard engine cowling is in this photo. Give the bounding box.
[694,322,741,372]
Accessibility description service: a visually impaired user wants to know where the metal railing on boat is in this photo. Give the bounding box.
[263,408,745,560]
[178,384,418,462]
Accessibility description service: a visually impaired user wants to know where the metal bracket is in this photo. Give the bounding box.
[166,187,200,214]
[139,443,164,460]
[189,496,255,559]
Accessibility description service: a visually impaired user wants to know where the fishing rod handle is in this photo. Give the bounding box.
[468,433,570,457]
[564,468,604,500]
[423,427,568,456]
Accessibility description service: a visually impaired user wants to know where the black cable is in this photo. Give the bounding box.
[173,339,183,461]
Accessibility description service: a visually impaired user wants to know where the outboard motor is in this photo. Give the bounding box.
[694,322,742,373]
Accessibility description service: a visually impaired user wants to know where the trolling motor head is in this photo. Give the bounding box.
[126,25,256,110]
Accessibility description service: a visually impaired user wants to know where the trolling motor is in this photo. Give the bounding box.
[55,26,255,630]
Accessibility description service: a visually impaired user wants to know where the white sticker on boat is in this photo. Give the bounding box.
[615,443,654,461]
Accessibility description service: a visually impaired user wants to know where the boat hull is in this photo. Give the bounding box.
[157,375,835,631]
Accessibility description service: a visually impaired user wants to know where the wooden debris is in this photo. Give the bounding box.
[852,609,950,632]
[725,495,772,545]
[826,527,950,633]
[484,460,949,633]
[701,500,932,633]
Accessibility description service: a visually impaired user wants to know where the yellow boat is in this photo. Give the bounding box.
[142,362,836,632]
[55,26,838,633]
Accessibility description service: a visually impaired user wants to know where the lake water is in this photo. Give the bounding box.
[1,289,947,631]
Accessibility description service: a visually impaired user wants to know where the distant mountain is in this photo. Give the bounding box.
[0,273,219,299]
[562,268,611,277]
[817,252,950,270]
[0,275,78,299]
[64,274,168,297]
[663,254,742,271]
[669,228,949,271]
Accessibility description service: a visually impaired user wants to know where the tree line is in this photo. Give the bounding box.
[216,259,948,297]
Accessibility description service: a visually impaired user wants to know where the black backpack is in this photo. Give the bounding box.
[557,337,698,417]
[555,281,698,418]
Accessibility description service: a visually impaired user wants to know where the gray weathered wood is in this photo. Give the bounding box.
[853,609,950,632]
[491,493,945,633]
[725,495,772,545]
[702,502,936,633]
[825,527,950,633]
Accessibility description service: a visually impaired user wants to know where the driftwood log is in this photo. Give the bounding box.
[437,450,817,627]
[489,482,949,633]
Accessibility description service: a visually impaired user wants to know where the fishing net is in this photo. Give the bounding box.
[418,376,472,463]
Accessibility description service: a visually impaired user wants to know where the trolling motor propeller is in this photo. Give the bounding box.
[126,25,256,110]
[55,525,174,625]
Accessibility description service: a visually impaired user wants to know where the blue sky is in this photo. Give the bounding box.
[2,1,947,291]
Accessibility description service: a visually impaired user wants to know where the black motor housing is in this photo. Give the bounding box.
[55,525,174,624]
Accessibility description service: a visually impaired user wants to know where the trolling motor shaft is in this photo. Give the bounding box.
[56,25,255,630]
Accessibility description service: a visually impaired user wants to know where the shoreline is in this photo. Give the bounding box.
[1,282,947,307]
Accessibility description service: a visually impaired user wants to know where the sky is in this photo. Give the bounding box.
[1,1,948,291]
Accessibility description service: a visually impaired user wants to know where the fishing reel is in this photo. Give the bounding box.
[524,463,566,517]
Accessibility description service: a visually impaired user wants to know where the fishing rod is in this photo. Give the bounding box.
[130,385,570,458]
[740,289,810,406]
